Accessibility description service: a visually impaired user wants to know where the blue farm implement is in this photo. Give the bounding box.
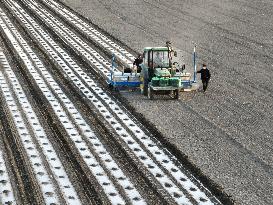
[108,54,141,90]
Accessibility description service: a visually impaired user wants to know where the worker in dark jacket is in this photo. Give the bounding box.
[197,64,211,92]
[133,54,143,73]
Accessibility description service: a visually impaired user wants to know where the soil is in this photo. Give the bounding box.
[60,0,273,204]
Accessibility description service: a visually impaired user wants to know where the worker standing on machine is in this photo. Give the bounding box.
[166,41,177,64]
[197,64,211,92]
[133,54,143,73]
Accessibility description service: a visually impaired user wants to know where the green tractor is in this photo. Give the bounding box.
[140,45,198,99]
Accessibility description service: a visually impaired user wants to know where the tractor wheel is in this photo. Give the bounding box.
[148,86,154,99]
[108,83,114,90]
[174,89,179,99]
[140,85,144,94]
[143,84,149,96]
[166,90,172,95]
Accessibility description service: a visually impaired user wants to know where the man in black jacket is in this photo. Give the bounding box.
[197,64,211,92]
[133,54,143,73]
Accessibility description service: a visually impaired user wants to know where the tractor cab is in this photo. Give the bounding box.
[140,45,199,99]
[141,47,173,82]
[144,47,171,68]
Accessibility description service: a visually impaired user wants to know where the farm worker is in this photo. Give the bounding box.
[166,41,175,59]
[197,64,211,92]
[153,52,163,67]
[133,54,143,73]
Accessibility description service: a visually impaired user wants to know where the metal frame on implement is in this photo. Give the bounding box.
[148,84,180,99]
[108,54,141,90]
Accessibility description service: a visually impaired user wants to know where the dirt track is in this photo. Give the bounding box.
[61,0,273,204]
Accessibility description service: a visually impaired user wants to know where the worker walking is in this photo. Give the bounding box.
[197,64,211,92]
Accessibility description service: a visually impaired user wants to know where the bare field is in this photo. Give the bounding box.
[61,0,273,204]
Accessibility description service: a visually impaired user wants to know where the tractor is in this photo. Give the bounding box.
[108,42,199,99]
[140,45,198,99]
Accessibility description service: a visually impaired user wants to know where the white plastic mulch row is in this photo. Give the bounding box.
[8,0,218,204]
[0,150,16,205]
[42,0,135,66]
[0,151,16,205]
[0,42,60,204]
[0,52,16,205]
[35,1,220,203]
[9,0,218,204]
[2,2,144,204]
[29,0,216,204]
[24,0,112,79]
[0,50,80,204]
[6,1,196,204]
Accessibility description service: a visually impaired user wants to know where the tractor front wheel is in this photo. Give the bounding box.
[143,84,148,96]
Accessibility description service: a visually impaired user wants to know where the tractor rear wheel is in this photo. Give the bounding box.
[143,84,148,96]
[148,86,154,99]
[174,89,179,99]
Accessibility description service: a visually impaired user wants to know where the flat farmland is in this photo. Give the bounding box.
[61,0,273,204]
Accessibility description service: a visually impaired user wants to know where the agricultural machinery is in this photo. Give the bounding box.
[108,43,199,99]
